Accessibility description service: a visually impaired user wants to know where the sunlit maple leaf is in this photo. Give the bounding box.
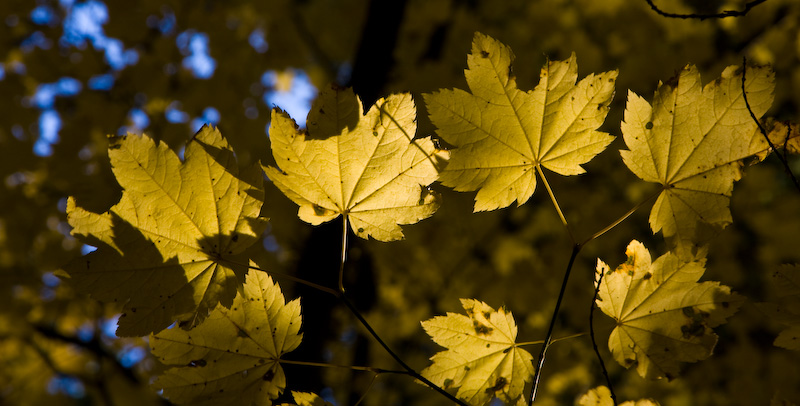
[264,85,447,242]
[62,126,267,336]
[577,385,659,406]
[620,64,775,255]
[424,32,617,211]
[595,241,743,380]
[758,265,800,351]
[278,391,335,406]
[150,271,302,406]
[421,299,534,406]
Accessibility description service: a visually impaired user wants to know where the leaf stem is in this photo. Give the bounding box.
[240,261,340,297]
[280,359,408,375]
[536,165,574,243]
[530,243,581,403]
[589,267,618,406]
[580,187,662,246]
[741,57,800,194]
[340,216,349,294]
[517,332,587,348]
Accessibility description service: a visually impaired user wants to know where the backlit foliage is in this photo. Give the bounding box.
[3,1,800,405]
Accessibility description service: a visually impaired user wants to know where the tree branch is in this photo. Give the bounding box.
[589,266,617,406]
[645,0,768,20]
[530,244,581,402]
[741,57,800,193]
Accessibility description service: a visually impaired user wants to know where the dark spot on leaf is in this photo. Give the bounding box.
[645,122,653,130]
[443,378,454,388]
[231,233,239,242]
[464,366,470,371]
[187,359,207,367]
[681,322,705,339]
[682,307,695,318]
[312,204,329,216]
[357,227,364,233]
[624,358,636,367]
[503,347,511,353]
[473,320,493,335]
[485,377,507,394]
[480,50,489,58]
[643,272,652,280]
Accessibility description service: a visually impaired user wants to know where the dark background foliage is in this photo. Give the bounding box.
[2,0,800,405]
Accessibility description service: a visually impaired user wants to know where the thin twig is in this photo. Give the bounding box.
[645,0,768,20]
[240,236,464,404]
[589,266,617,406]
[355,374,381,406]
[530,244,581,403]
[741,57,800,193]
[581,187,663,246]
[536,165,575,243]
[336,217,468,405]
[340,295,469,406]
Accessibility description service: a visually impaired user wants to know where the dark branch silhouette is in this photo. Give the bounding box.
[645,0,768,20]
[741,57,800,193]
[589,267,618,406]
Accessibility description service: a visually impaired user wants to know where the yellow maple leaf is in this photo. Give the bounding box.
[421,299,534,406]
[264,86,447,242]
[278,391,335,406]
[620,64,775,254]
[62,126,267,336]
[577,385,659,406]
[150,271,301,405]
[424,32,617,211]
[595,241,743,380]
